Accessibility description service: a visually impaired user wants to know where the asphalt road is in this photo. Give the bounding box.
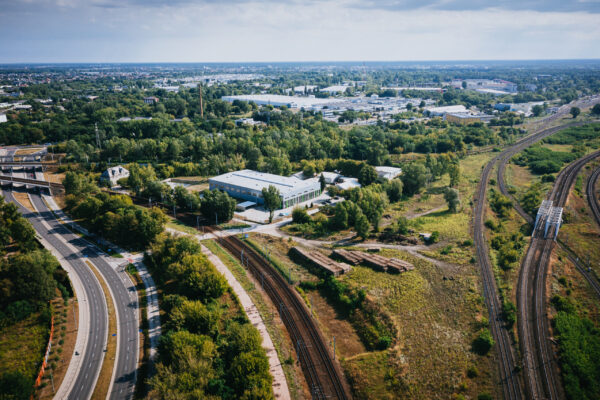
[30,194,139,400]
[2,188,107,400]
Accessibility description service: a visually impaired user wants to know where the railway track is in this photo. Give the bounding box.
[472,120,592,400]
[586,165,600,228]
[205,227,351,400]
[516,150,600,400]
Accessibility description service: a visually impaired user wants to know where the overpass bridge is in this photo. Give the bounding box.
[0,175,63,195]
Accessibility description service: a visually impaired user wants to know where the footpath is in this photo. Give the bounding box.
[43,196,162,365]
[201,242,291,400]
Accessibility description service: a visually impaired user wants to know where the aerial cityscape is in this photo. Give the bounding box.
[1,2,600,400]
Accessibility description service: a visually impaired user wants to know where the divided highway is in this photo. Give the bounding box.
[2,161,139,399]
[31,194,140,399]
[1,188,108,400]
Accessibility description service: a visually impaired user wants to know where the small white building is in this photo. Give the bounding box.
[375,166,402,180]
[320,172,341,184]
[0,114,7,124]
[336,177,361,191]
[100,166,130,186]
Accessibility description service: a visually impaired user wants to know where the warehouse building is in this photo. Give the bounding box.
[209,169,322,209]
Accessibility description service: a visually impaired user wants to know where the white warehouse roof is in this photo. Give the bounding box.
[221,94,343,109]
[426,105,467,115]
[209,169,320,199]
[375,166,402,180]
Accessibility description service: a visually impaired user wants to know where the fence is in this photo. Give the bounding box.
[33,315,54,392]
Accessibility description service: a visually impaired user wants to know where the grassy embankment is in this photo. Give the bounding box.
[247,231,496,400]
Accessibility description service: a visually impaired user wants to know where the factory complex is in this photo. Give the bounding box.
[209,169,322,209]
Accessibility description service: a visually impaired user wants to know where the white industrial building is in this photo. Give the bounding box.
[100,166,130,186]
[294,85,318,94]
[321,85,350,94]
[426,105,468,116]
[209,169,322,209]
[221,94,343,110]
[375,166,402,180]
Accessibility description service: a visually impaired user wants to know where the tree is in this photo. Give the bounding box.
[292,207,311,224]
[356,188,388,231]
[448,163,461,187]
[200,189,236,224]
[386,179,403,203]
[355,211,370,239]
[319,174,326,192]
[401,163,430,196]
[532,104,544,117]
[521,183,542,216]
[358,164,378,186]
[444,188,460,213]
[262,185,281,223]
[570,107,581,119]
[330,203,348,230]
[472,328,495,355]
[0,371,32,400]
[591,103,600,116]
[396,216,409,235]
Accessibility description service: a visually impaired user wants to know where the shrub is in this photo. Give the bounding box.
[472,329,494,355]
[467,365,479,378]
[292,207,311,224]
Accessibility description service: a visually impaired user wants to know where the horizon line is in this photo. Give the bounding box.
[1,58,600,66]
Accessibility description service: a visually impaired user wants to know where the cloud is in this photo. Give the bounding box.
[352,0,600,13]
[0,0,599,62]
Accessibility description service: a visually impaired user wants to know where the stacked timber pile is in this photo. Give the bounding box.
[332,249,414,274]
[290,247,352,277]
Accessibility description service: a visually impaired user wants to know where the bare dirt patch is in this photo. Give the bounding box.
[13,192,35,212]
[15,148,44,155]
[38,297,78,399]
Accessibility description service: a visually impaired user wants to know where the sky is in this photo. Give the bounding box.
[0,0,599,63]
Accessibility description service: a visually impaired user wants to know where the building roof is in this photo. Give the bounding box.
[336,177,361,190]
[210,169,319,197]
[222,94,343,109]
[426,105,467,114]
[375,166,402,178]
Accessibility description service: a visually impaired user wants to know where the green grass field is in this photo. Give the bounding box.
[339,248,495,399]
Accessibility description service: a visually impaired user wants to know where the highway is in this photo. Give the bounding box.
[2,161,139,398]
[2,188,108,400]
[35,195,140,399]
